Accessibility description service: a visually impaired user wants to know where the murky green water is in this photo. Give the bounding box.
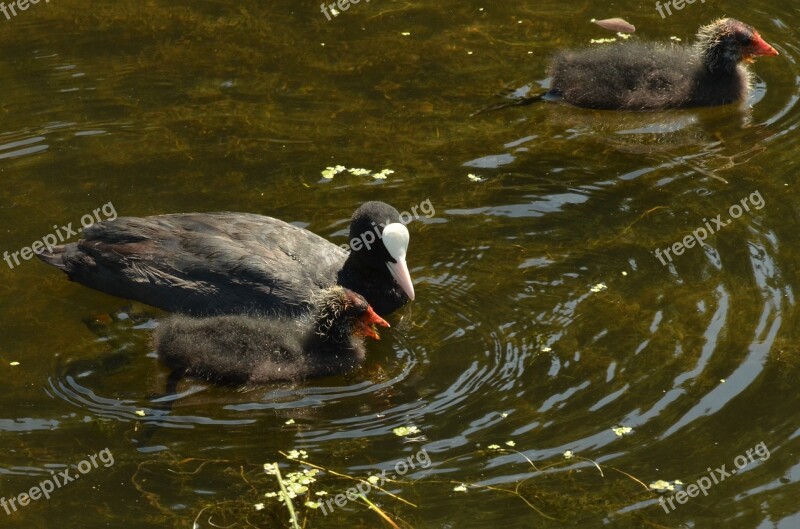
[1,0,799,527]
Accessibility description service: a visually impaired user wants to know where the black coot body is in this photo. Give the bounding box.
[38,202,415,317]
[153,287,389,385]
[548,18,779,110]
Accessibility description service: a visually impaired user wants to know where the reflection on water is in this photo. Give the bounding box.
[1,0,799,528]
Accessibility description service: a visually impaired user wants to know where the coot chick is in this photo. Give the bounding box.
[548,18,779,110]
[154,287,390,385]
[38,201,414,317]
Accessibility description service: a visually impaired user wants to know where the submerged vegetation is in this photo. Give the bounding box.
[129,434,684,528]
[2,1,797,528]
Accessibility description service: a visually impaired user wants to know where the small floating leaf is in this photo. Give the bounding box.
[649,479,675,492]
[322,165,394,180]
[613,426,633,436]
[393,425,420,437]
[322,165,346,179]
[372,169,394,180]
[593,17,635,33]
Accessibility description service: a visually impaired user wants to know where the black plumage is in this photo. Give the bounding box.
[153,286,389,385]
[548,18,778,110]
[37,201,414,317]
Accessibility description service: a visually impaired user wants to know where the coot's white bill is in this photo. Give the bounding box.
[382,223,415,301]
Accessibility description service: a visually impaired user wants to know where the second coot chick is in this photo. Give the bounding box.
[548,18,779,110]
[154,287,389,385]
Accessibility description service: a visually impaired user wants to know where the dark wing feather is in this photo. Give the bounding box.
[55,212,347,315]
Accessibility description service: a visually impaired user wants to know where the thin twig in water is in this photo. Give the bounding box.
[610,467,651,492]
[574,455,604,477]
[358,494,402,529]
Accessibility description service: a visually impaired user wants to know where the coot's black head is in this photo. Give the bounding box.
[314,286,390,343]
[345,201,415,302]
[696,18,778,74]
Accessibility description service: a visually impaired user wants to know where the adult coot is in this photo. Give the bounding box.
[38,202,414,317]
[548,18,779,110]
[154,287,389,385]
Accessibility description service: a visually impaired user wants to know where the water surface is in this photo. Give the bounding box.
[1,1,799,528]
